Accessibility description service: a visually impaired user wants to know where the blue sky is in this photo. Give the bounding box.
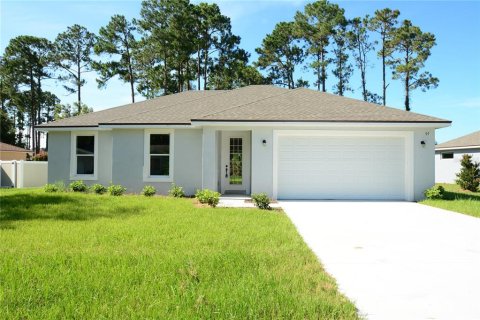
[1,0,479,143]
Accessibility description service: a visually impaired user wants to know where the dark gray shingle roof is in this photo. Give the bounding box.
[37,85,450,128]
[436,130,480,149]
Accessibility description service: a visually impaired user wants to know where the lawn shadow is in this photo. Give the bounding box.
[0,192,143,226]
[443,189,480,201]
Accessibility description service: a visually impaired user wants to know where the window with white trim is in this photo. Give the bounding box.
[71,131,98,180]
[150,134,170,175]
[76,136,95,174]
[144,130,173,181]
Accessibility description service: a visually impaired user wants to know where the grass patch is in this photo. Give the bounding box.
[420,183,480,218]
[0,188,358,319]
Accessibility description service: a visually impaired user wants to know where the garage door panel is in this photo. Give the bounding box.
[277,135,405,200]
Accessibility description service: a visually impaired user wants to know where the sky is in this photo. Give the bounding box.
[1,0,479,143]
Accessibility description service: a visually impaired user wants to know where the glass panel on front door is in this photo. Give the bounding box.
[229,138,242,185]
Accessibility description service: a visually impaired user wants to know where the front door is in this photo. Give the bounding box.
[220,131,251,195]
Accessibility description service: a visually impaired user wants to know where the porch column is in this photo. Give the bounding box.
[202,127,218,191]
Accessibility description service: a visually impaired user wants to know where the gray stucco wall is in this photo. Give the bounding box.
[413,129,436,200]
[48,131,70,184]
[112,128,202,195]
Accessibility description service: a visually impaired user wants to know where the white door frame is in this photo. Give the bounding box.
[220,131,251,195]
[272,130,414,201]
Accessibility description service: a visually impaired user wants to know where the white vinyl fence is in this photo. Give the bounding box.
[0,161,48,188]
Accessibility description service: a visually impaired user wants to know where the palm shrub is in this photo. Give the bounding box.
[44,183,58,193]
[90,184,107,194]
[424,185,445,200]
[455,154,480,192]
[107,184,126,196]
[168,183,185,198]
[142,185,156,197]
[252,193,271,210]
[69,180,88,192]
[195,189,220,208]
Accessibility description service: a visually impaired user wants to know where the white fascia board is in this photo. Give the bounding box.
[191,121,451,129]
[99,124,195,129]
[435,146,480,151]
[36,127,111,132]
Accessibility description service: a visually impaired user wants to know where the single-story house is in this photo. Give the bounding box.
[435,130,480,183]
[0,142,30,161]
[36,85,451,201]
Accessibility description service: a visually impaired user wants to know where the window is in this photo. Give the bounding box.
[70,131,97,180]
[441,153,454,159]
[144,130,173,181]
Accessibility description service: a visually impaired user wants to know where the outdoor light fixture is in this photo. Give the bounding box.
[421,140,426,146]
[262,139,267,146]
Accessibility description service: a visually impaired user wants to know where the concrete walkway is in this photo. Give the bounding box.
[280,201,480,320]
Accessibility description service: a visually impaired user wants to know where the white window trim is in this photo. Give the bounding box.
[70,131,98,181]
[143,129,174,182]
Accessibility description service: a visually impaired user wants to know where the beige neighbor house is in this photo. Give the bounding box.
[435,130,480,183]
[36,85,451,201]
[0,142,30,161]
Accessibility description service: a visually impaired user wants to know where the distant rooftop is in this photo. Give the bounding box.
[436,130,480,150]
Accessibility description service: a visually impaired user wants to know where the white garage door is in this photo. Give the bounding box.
[276,134,406,200]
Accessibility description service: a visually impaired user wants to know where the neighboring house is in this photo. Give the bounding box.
[36,85,450,201]
[435,130,480,183]
[0,142,30,160]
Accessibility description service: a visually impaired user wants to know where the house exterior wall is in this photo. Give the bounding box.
[48,131,71,184]
[46,125,438,200]
[435,148,480,183]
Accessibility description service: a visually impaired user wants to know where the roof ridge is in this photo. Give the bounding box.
[194,87,291,120]
[101,90,229,124]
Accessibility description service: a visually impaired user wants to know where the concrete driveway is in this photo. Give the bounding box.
[280,201,480,320]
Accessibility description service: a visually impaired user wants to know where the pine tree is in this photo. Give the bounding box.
[455,154,480,192]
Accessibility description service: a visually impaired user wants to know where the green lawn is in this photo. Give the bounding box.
[0,188,358,319]
[420,183,480,218]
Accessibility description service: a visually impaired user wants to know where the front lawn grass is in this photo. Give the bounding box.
[420,183,480,218]
[0,188,358,319]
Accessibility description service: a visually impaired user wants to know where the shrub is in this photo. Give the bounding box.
[142,185,156,197]
[90,183,107,195]
[53,180,67,192]
[252,193,271,210]
[424,185,445,200]
[455,154,480,192]
[168,183,185,198]
[69,180,88,192]
[30,151,48,161]
[44,183,58,193]
[195,189,220,208]
[107,184,126,196]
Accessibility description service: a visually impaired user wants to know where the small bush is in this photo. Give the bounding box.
[424,185,445,200]
[53,180,67,192]
[30,151,48,161]
[195,189,220,208]
[44,183,58,193]
[252,193,271,210]
[69,180,88,192]
[455,154,480,192]
[90,183,107,195]
[108,184,126,196]
[142,185,156,197]
[168,183,185,198]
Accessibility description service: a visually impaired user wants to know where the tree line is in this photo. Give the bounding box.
[0,0,438,153]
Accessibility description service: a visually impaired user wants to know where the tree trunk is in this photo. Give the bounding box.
[29,67,36,153]
[163,51,168,95]
[321,50,326,92]
[203,45,208,90]
[382,35,386,106]
[77,52,81,113]
[405,73,410,112]
[197,47,201,90]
